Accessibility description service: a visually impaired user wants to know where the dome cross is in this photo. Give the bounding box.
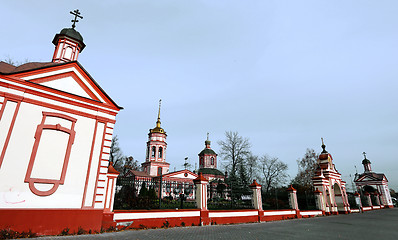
[70,9,83,29]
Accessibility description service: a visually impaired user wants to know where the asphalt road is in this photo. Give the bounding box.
[27,208,398,240]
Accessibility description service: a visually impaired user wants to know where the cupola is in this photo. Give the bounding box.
[362,152,372,172]
[52,9,86,63]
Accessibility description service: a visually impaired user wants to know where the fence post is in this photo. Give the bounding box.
[287,185,300,218]
[102,163,120,229]
[194,173,210,225]
[354,192,362,212]
[314,189,325,215]
[249,180,264,222]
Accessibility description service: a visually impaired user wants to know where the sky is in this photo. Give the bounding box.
[2,0,398,191]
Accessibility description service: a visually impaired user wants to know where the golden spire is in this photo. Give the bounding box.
[156,99,161,128]
[150,99,165,134]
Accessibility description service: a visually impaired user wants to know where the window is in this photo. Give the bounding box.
[200,157,204,166]
[211,157,214,165]
[151,146,156,158]
[24,112,77,196]
[158,147,163,158]
[158,167,162,176]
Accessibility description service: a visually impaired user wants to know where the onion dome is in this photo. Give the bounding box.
[52,28,86,52]
[319,137,329,160]
[199,133,217,155]
[362,157,371,165]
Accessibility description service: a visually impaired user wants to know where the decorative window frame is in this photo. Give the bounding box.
[24,112,77,196]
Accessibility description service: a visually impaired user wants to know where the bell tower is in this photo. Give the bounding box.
[198,133,218,169]
[141,100,170,176]
[52,9,86,63]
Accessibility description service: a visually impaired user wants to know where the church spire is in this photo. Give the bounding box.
[156,99,161,128]
[150,99,165,134]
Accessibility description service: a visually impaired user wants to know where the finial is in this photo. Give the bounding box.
[155,99,162,128]
[157,99,162,120]
[205,132,211,147]
[70,9,83,29]
[362,152,367,159]
[321,137,328,153]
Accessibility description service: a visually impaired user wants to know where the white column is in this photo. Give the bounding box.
[249,180,263,210]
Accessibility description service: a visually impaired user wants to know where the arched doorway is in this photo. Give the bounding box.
[333,183,345,212]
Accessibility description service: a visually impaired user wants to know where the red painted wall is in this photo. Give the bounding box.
[0,209,103,236]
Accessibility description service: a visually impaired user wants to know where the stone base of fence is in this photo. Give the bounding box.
[108,208,324,230]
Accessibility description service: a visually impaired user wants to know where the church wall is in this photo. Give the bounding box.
[0,76,119,234]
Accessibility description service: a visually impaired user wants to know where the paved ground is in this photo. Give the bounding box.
[27,208,398,240]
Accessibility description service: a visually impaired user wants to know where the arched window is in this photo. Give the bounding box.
[211,157,214,165]
[158,147,163,159]
[158,167,162,176]
[200,157,204,166]
[151,146,156,158]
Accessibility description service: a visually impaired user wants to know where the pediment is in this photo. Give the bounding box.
[10,62,120,109]
[163,170,198,180]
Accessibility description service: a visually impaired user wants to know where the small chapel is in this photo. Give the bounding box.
[0,10,122,234]
[354,153,394,208]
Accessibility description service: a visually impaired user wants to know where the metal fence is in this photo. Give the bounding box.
[207,181,254,210]
[114,177,256,210]
[114,176,196,210]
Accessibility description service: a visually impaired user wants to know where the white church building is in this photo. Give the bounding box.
[0,10,122,235]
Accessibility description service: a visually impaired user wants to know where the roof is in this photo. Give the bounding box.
[199,148,217,155]
[127,170,152,178]
[362,158,371,164]
[355,172,386,182]
[52,28,86,51]
[198,168,224,176]
[0,61,60,74]
[0,61,122,110]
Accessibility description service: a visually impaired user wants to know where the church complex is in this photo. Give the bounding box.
[122,100,225,200]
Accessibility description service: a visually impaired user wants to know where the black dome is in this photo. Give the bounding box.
[60,28,84,42]
[52,28,86,51]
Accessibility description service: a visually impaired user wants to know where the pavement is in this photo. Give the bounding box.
[24,208,398,240]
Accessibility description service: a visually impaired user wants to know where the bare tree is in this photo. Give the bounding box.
[218,131,251,175]
[109,135,124,169]
[2,55,30,66]
[292,148,318,189]
[122,156,140,173]
[259,155,288,195]
[246,153,259,183]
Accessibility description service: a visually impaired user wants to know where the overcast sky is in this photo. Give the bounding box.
[2,0,398,191]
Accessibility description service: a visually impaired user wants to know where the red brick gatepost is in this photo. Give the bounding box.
[314,189,325,215]
[194,173,210,225]
[249,180,264,222]
[102,163,120,229]
[287,185,301,218]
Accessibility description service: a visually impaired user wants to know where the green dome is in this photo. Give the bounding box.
[199,148,217,156]
[52,28,86,51]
